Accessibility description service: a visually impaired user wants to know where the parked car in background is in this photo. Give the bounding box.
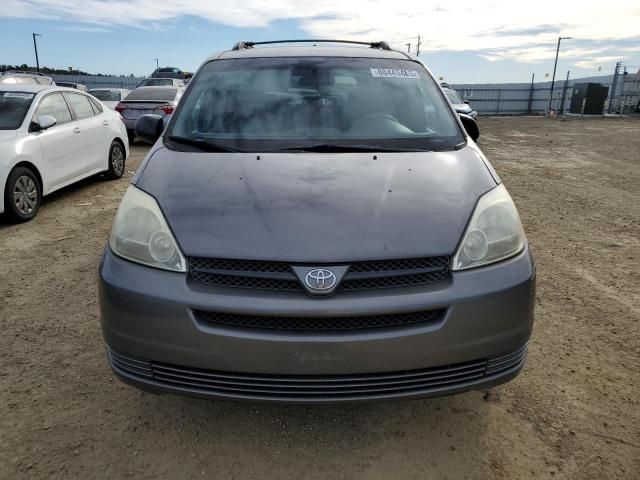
[150,67,192,80]
[0,85,128,222]
[1,71,55,85]
[88,88,131,110]
[100,40,534,404]
[55,82,88,92]
[115,86,182,142]
[442,86,477,119]
[137,78,185,88]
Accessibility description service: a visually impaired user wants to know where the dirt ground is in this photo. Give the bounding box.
[1,117,639,479]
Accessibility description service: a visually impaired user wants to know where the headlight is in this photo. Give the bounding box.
[452,184,526,271]
[109,185,186,272]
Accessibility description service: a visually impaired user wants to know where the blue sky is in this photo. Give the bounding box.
[1,1,639,83]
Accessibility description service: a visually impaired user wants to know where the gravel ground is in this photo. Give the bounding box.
[1,117,639,479]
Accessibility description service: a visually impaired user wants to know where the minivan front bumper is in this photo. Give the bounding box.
[99,247,535,403]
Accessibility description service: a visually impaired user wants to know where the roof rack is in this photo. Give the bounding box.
[231,39,392,51]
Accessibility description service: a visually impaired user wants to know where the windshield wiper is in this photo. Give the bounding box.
[167,136,242,153]
[270,144,429,153]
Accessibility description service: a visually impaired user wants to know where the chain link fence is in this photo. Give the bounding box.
[450,74,631,116]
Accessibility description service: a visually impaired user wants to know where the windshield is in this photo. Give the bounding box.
[445,90,463,104]
[90,90,121,101]
[0,91,36,129]
[140,79,174,87]
[125,87,177,101]
[167,57,464,152]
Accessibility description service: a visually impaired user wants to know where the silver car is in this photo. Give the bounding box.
[100,40,535,403]
[443,87,478,119]
[115,86,182,142]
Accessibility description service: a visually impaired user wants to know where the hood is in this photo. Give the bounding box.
[136,147,497,262]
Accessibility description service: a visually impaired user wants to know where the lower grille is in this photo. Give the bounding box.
[107,344,528,401]
[194,309,446,332]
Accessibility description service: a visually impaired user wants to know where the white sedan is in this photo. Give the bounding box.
[0,84,129,222]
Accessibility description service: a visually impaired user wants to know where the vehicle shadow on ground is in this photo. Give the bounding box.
[127,390,494,475]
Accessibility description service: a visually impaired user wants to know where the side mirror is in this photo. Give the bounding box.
[33,115,57,131]
[463,100,470,105]
[459,113,479,142]
[135,114,164,144]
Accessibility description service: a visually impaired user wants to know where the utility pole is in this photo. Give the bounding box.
[154,58,159,70]
[416,35,422,56]
[32,33,42,72]
[608,61,620,114]
[559,70,570,115]
[406,43,411,53]
[548,36,572,114]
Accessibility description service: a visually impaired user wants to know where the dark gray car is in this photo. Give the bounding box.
[100,40,535,403]
[150,67,192,80]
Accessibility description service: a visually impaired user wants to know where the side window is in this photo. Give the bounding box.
[35,93,73,124]
[89,97,103,113]
[66,93,95,120]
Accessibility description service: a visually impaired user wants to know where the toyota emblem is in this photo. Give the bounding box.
[304,269,337,291]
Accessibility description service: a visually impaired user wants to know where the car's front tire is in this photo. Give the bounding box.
[4,166,42,223]
[105,140,126,180]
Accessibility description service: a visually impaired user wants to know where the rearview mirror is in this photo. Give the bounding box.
[35,115,57,131]
[135,114,164,144]
[463,100,470,105]
[459,113,479,142]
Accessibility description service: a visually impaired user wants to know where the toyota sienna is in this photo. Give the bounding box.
[99,40,535,403]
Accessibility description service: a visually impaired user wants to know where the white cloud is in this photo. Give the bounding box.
[479,46,610,64]
[572,56,625,69]
[3,0,640,60]
[56,25,111,33]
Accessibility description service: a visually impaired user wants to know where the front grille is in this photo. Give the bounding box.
[107,343,528,401]
[189,256,450,293]
[189,257,302,291]
[194,309,446,332]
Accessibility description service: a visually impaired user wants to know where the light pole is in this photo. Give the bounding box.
[154,58,159,70]
[32,33,42,72]
[548,36,572,113]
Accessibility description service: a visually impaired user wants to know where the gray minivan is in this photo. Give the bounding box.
[100,40,535,403]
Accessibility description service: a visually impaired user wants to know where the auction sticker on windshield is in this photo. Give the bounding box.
[3,92,35,98]
[370,68,419,79]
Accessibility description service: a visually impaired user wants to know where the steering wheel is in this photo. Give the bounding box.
[350,113,400,131]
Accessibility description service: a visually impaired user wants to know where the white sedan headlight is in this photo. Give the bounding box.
[452,184,526,271]
[109,185,186,272]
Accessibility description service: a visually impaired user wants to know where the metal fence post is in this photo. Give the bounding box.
[559,71,570,114]
[527,73,535,114]
[608,61,620,113]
